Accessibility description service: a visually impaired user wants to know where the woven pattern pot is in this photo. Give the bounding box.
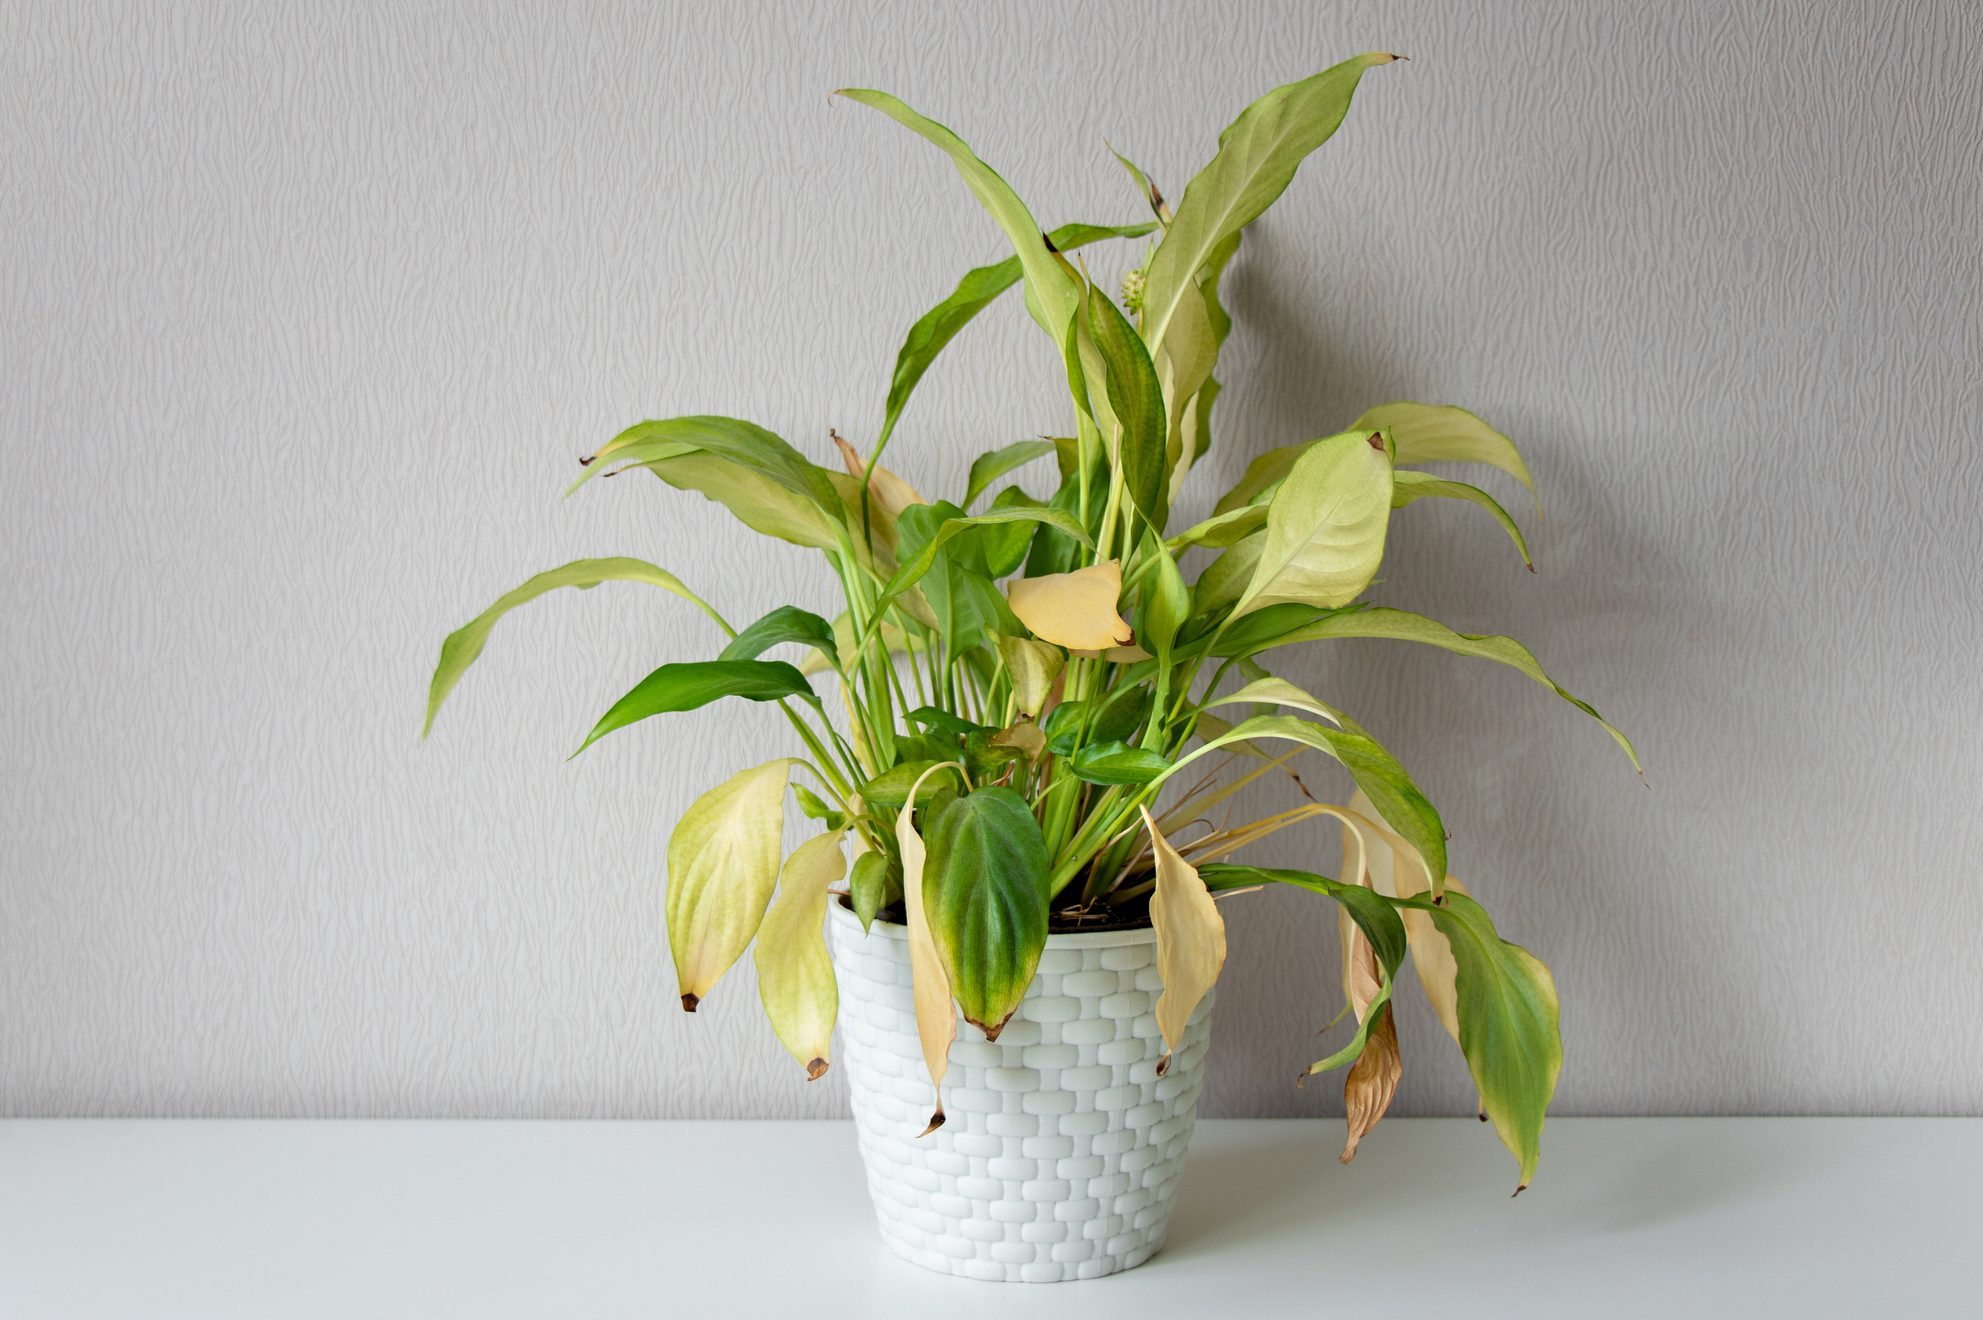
[828,901,1215,1282]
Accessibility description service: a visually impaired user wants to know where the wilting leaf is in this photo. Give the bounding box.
[1257,606,1641,769]
[1340,992,1402,1164]
[1138,52,1399,357]
[1142,808,1226,1073]
[848,848,897,933]
[577,415,846,520]
[424,558,729,737]
[922,786,1051,1039]
[1234,429,1394,617]
[754,831,848,1079]
[878,224,1154,452]
[637,450,848,550]
[1108,146,1171,222]
[965,438,1058,508]
[1392,470,1532,570]
[1071,741,1172,785]
[836,89,1085,346]
[1353,402,1535,510]
[897,763,962,1134]
[719,605,842,672]
[998,635,1064,718]
[1083,283,1170,532]
[1348,788,1463,1049]
[1009,561,1134,651]
[832,430,926,535]
[666,759,797,1009]
[1208,675,1346,726]
[574,660,815,757]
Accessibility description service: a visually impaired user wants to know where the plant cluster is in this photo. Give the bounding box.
[426,53,1636,1188]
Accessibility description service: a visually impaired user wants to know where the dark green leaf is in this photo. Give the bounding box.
[859,760,965,809]
[1070,741,1173,785]
[1083,283,1170,532]
[922,786,1051,1037]
[849,851,898,933]
[905,706,990,739]
[574,661,814,756]
[1044,686,1153,756]
[719,606,842,671]
[965,439,1059,508]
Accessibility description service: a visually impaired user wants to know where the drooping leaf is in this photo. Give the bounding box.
[997,635,1064,718]
[1008,561,1134,651]
[1138,52,1399,357]
[990,718,1046,761]
[574,661,815,757]
[1141,808,1226,1073]
[1234,428,1394,618]
[1349,789,1462,1049]
[896,763,962,1134]
[1206,675,1345,726]
[922,786,1051,1038]
[1339,991,1402,1164]
[634,450,847,550]
[1071,741,1173,785]
[1258,606,1641,769]
[666,759,797,1009]
[878,224,1153,452]
[965,439,1059,508]
[1392,470,1532,570]
[836,89,1085,348]
[848,849,897,933]
[1083,283,1170,532]
[424,558,730,737]
[1212,439,1308,516]
[1353,402,1536,510]
[1167,503,1267,551]
[577,415,846,517]
[754,831,848,1079]
[831,431,925,514]
[719,606,842,672]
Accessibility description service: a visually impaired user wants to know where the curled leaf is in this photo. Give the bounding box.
[666,760,798,1008]
[1141,807,1226,1074]
[1008,561,1134,651]
[754,831,848,1079]
[832,430,927,518]
[896,763,962,1135]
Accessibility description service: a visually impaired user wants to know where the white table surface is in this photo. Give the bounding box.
[0,1117,1972,1317]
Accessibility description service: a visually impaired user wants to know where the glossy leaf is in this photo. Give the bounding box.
[1139,53,1398,356]
[1141,808,1225,1073]
[1084,283,1170,532]
[1353,402,1535,507]
[1234,429,1394,617]
[1044,686,1152,757]
[922,786,1051,1038]
[666,759,796,1009]
[1392,470,1532,570]
[1008,561,1134,651]
[1071,741,1173,785]
[719,606,842,672]
[896,764,961,1134]
[1260,607,1641,769]
[574,661,815,757]
[965,439,1059,508]
[424,558,729,738]
[754,830,847,1079]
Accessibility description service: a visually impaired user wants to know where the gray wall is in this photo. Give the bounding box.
[4,0,1979,1120]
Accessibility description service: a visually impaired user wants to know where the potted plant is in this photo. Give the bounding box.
[425,52,1637,1283]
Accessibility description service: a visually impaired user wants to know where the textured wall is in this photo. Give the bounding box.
[3,0,1979,1120]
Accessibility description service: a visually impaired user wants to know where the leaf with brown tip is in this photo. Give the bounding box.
[896,763,962,1135]
[753,830,848,1080]
[1141,807,1226,1074]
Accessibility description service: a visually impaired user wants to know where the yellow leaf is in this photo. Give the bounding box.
[1335,798,1403,1163]
[666,759,797,1008]
[831,431,926,516]
[990,719,1045,760]
[997,635,1064,717]
[1141,807,1226,1074]
[753,831,848,1080]
[1007,562,1134,651]
[1347,788,1463,1048]
[897,763,961,1135]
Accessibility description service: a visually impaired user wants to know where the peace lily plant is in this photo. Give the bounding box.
[427,53,1636,1201]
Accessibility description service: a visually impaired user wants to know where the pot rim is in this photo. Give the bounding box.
[828,895,1156,948]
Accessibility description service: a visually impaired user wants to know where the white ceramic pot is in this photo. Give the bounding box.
[828,900,1215,1283]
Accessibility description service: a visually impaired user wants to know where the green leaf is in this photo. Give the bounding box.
[1354,402,1536,510]
[859,760,965,810]
[1258,606,1640,769]
[719,606,842,671]
[753,830,847,1078]
[1197,862,1407,1073]
[1189,531,1264,621]
[1234,428,1394,617]
[1071,741,1173,785]
[574,661,815,757]
[1138,538,1191,666]
[1391,470,1533,570]
[576,415,844,515]
[424,558,730,738]
[921,786,1051,1037]
[848,850,897,933]
[1083,282,1170,532]
[965,438,1058,508]
[1167,503,1267,551]
[666,759,797,1008]
[1212,439,1308,515]
[872,504,1091,619]
[880,224,1154,453]
[975,486,1047,577]
[1044,686,1153,756]
[1419,892,1563,1191]
[1108,146,1170,222]
[1139,53,1398,357]
[997,635,1064,718]
[905,706,990,739]
[1177,230,1243,475]
[1186,711,1447,897]
[836,89,1084,348]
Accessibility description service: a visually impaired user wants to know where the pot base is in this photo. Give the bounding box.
[830,904,1213,1283]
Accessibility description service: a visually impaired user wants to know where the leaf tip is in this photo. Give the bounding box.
[805,1057,829,1081]
[1156,1052,1172,1078]
[680,993,700,1013]
[917,1108,946,1138]
[578,452,596,466]
[1512,1183,1528,1198]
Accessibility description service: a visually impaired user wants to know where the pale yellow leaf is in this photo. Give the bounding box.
[666,759,797,1008]
[753,831,848,1080]
[1348,788,1463,1047]
[1007,562,1134,651]
[897,763,961,1135]
[1141,807,1227,1074]
[996,635,1064,718]
[832,431,926,516]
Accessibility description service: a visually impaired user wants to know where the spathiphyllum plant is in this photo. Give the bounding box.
[427,52,1636,1204]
